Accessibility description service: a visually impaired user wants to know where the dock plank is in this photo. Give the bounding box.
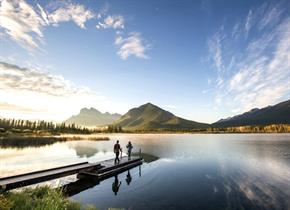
[0,162,101,191]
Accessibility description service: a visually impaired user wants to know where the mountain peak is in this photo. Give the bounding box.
[113,103,208,130]
[140,102,155,108]
[139,102,164,111]
[144,102,154,106]
[79,107,101,115]
[65,108,121,127]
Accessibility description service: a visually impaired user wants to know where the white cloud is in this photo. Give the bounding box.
[115,32,149,60]
[95,13,151,60]
[0,0,47,50]
[0,0,94,50]
[0,62,93,96]
[96,15,124,29]
[208,2,290,114]
[0,62,106,121]
[48,3,94,29]
[0,0,150,60]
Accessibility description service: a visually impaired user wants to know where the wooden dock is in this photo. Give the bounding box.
[0,156,142,191]
[63,156,143,196]
[78,156,142,180]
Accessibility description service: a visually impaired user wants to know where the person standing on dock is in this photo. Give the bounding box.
[126,141,133,159]
[114,140,122,163]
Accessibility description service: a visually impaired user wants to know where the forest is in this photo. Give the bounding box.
[0,118,91,135]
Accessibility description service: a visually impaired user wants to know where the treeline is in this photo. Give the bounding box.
[104,125,123,133]
[123,128,208,133]
[207,124,290,133]
[1,118,288,134]
[117,124,290,133]
[0,118,91,134]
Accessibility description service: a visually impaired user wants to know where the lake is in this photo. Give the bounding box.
[1,134,290,210]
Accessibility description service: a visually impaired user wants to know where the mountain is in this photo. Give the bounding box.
[65,108,121,127]
[112,103,209,130]
[213,99,290,127]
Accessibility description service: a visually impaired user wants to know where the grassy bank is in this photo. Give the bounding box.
[59,135,110,141]
[0,186,97,210]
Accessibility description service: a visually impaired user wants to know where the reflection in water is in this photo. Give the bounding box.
[139,165,142,177]
[62,177,100,197]
[1,134,290,210]
[73,145,99,158]
[126,171,132,185]
[0,137,58,148]
[112,175,122,195]
[134,153,159,163]
[216,157,290,210]
[62,160,147,197]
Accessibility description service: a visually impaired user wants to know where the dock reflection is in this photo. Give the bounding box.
[62,153,158,197]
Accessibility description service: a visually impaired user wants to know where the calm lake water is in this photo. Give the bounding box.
[1,134,290,210]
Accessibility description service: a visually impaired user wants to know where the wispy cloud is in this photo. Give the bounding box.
[0,0,47,50]
[48,3,94,29]
[208,30,224,72]
[245,9,253,37]
[0,62,94,96]
[0,62,106,120]
[115,32,149,60]
[208,2,290,114]
[0,0,94,50]
[96,15,124,29]
[0,0,150,60]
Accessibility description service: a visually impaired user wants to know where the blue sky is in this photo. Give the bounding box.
[0,0,289,123]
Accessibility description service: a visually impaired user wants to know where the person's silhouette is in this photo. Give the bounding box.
[126,170,132,185]
[126,141,133,159]
[114,140,122,164]
[112,175,121,195]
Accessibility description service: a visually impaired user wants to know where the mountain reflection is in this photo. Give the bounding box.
[73,145,99,158]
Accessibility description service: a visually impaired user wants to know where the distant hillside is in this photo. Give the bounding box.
[112,103,209,130]
[213,99,290,127]
[65,108,121,127]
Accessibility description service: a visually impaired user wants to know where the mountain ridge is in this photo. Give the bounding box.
[213,99,290,127]
[65,107,121,127]
[65,99,290,130]
[112,103,209,130]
